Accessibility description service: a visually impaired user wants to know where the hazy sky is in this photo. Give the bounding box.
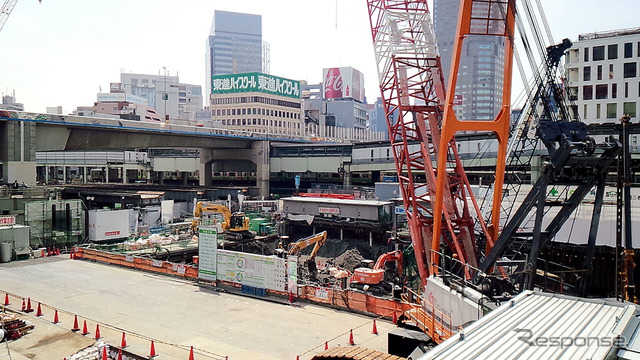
[1,0,638,113]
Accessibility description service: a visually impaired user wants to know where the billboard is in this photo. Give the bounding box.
[110,82,124,93]
[216,249,287,291]
[211,72,300,99]
[96,93,147,105]
[322,67,365,102]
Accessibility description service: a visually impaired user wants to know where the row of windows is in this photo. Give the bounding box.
[582,82,640,100]
[222,118,302,128]
[211,95,301,109]
[214,107,300,119]
[583,62,637,81]
[582,102,637,119]
[584,42,640,62]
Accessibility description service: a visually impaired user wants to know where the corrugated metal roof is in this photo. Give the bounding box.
[284,196,392,206]
[420,291,637,360]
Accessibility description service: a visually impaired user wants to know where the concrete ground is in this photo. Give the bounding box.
[0,256,395,359]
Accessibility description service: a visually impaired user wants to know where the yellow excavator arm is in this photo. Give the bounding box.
[288,231,328,260]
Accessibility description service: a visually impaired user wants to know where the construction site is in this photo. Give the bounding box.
[2,0,640,359]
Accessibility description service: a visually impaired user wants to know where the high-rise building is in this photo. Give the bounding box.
[564,28,640,125]
[205,10,269,100]
[433,0,505,121]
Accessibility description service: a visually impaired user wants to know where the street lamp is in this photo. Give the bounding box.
[162,67,168,123]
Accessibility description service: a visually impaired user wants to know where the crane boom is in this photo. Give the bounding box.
[367,0,493,286]
[0,0,19,33]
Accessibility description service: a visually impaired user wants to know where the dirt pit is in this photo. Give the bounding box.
[294,236,395,288]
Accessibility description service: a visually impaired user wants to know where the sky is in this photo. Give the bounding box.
[0,0,638,114]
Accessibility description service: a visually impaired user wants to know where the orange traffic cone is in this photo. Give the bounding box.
[372,319,378,334]
[25,297,33,312]
[149,340,156,357]
[102,347,107,360]
[392,311,398,324]
[188,346,195,360]
[288,292,294,303]
[117,348,123,360]
[348,329,355,346]
[71,315,80,331]
[95,324,101,340]
[325,341,328,350]
[53,310,59,324]
[21,298,25,311]
[36,303,43,316]
[81,320,89,335]
[4,293,9,306]
[121,332,127,348]
[296,356,300,360]
[70,250,74,259]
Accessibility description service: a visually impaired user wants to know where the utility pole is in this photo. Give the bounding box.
[162,67,168,123]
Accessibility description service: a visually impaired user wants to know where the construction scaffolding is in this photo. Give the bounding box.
[24,200,84,248]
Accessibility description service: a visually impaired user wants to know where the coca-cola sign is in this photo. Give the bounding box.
[324,67,344,99]
[322,67,365,102]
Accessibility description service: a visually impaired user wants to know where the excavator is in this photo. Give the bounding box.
[350,250,403,295]
[287,231,328,279]
[191,202,253,240]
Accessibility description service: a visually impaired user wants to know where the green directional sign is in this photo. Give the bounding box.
[211,72,301,99]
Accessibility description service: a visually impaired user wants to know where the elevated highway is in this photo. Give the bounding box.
[0,110,307,195]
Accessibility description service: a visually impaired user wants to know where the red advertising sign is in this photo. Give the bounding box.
[104,231,121,236]
[453,94,463,105]
[0,216,16,226]
[323,67,365,102]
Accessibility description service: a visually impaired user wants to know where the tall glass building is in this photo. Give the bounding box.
[433,0,505,121]
[205,10,268,99]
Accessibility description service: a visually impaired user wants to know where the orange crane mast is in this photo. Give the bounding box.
[366,0,496,286]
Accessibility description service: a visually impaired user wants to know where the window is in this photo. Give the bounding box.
[583,104,588,119]
[607,103,617,118]
[584,47,589,62]
[596,104,601,119]
[625,42,633,58]
[597,65,603,80]
[610,64,614,79]
[595,84,608,99]
[593,46,605,61]
[612,83,617,98]
[232,109,236,115]
[583,66,591,81]
[624,62,637,78]
[625,82,629,97]
[623,102,637,117]
[608,44,618,59]
[582,85,592,100]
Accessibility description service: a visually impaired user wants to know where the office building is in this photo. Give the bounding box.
[205,10,269,99]
[322,67,368,130]
[433,0,505,121]
[210,72,303,136]
[565,28,640,124]
[120,72,203,124]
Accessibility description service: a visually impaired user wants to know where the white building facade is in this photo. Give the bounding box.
[565,28,640,124]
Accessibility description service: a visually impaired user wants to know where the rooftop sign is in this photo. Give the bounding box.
[211,72,300,99]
